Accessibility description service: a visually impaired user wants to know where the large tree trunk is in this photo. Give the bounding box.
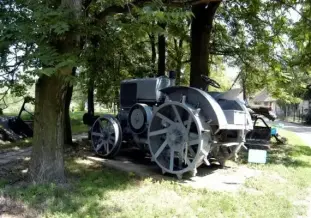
[158,22,166,76]
[64,67,77,145]
[30,73,69,183]
[87,77,95,115]
[30,0,81,184]
[190,2,220,89]
[149,34,157,75]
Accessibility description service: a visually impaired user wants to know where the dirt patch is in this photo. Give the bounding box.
[0,196,39,218]
[182,165,262,192]
[87,154,262,193]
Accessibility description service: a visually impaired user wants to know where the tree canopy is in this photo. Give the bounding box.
[1,0,311,183]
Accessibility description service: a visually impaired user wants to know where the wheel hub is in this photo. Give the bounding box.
[167,124,187,150]
[101,132,108,140]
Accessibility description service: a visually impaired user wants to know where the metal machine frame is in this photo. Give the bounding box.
[90,74,253,178]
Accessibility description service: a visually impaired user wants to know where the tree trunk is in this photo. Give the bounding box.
[149,34,157,75]
[78,99,85,111]
[242,73,247,102]
[190,2,220,89]
[158,22,166,76]
[64,67,76,145]
[30,74,69,183]
[87,77,95,115]
[29,0,81,184]
[174,38,183,85]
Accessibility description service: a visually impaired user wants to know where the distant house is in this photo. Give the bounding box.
[250,88,310,117]
[250,89,277,110]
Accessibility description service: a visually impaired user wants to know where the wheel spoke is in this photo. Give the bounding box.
[98,120,105,133]
[170,148,175,171]
[109,138,114,144]
[188,139,200,146]
[189,133,198,140]
[154,139,168,158]
[96,141,104,151]
[178,150,184,168]
[149,128,168,137]
[185,157,191,165]
[172,105,183,124]
[92,132,102,137]
[105,142,110,153]
[188,147,196,157]
[185,115,193,133]
[156,112,175,125]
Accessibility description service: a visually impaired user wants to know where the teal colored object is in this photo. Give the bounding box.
[277,123,284,128]
[271,127,278,136]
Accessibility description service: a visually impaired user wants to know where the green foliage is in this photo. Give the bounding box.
[2,130,311,217]
[1,0,311,105]
[0,0,81,102]
[211,0,310,103]
[209,57,232,92]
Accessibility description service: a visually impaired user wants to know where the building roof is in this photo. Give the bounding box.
[252,89,276,102]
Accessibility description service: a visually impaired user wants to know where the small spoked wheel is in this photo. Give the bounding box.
[148,101,210,178]
[91,115,122,158]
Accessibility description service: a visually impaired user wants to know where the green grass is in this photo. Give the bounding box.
[3,112,33,120]
[1,158,306,218]
[0,139,32,151]
[1,129,311,217]
[240,129,311,216]
[70,110,111,134]
[70,111,89,135]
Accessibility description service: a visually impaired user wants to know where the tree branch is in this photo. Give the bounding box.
[96,0,222,21]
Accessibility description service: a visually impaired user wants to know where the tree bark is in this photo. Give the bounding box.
[149,34,157,75]
[158,22,166,76]
[30,73,69,183]
[190,2,220,89]
[242,75,247,101]
[88,77,95,115]
[30,0,81,184]
[64,67,76,145]
[174,38,183,85]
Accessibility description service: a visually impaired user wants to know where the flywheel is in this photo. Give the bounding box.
[148,99,212,178]
[91,115,122,158]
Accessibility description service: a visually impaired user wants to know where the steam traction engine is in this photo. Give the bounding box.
[91,74,253,178]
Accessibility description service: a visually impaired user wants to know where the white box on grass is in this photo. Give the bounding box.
[248,149,267,164]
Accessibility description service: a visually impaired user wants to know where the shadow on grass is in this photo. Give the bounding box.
[1,159,140,218]
[238,142,311,168]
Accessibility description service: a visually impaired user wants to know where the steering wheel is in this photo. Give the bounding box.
[201,75,221,89]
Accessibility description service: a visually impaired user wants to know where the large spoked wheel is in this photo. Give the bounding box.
[148,101,210,178]
[91,115,122,158]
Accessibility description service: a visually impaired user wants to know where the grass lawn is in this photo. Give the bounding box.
[70,111,89,135]
[1,128,311,217]
[70,110,113,134]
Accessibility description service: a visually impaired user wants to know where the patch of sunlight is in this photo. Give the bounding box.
[74,158,95,166]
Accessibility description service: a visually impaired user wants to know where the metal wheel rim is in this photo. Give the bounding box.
[148,101,204,174]
[91,115,122,157]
